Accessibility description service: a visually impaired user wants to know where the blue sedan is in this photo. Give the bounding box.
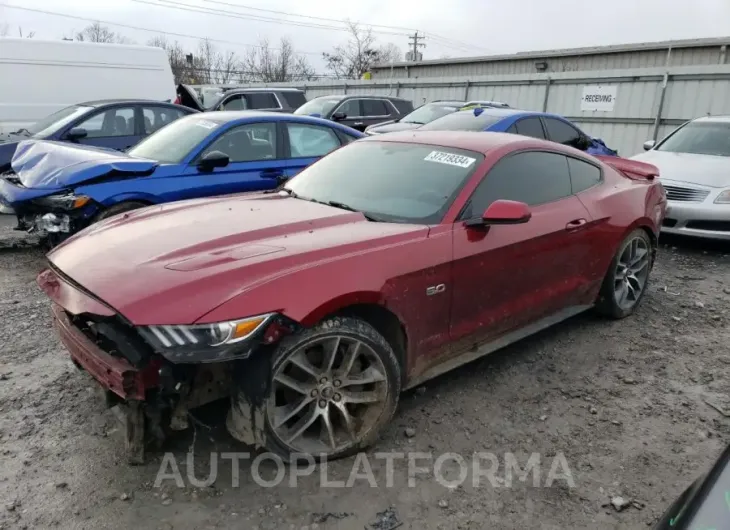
[420,107,617,156]
[0,111,364,244]
[0,99,197,169]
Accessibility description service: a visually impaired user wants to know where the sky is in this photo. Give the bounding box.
[2,0,730,73]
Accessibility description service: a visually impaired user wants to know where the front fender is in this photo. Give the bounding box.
[75,187,161,208]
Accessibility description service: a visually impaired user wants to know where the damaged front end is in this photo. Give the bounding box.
[13,190,98,243]
[38,266,297,464]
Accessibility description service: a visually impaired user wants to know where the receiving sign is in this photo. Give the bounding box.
[580,85,617,112]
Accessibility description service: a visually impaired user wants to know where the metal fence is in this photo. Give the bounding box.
[192,65,730,156]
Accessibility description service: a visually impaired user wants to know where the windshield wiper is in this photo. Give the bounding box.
[267,187,299,197]
[404,121,425,125]
[324,200,382,222]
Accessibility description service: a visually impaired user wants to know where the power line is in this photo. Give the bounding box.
[132,0,408,37]
[1,4,323,56]
[196,0,490,53]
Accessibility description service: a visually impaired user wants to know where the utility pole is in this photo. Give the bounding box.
[407,31,426,62]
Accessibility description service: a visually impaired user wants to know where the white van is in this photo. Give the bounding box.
[0,38,176,134]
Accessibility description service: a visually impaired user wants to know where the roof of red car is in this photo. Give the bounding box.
[360,130,536,155]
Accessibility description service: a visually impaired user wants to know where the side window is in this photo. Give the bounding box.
[391,99,413,115]
[515,117,546,139]
[286,123,341,158]
[362,99,388,117]
[282,92,307,109]
[337,131,358,144]
[201,122,277,163]
[335,99,360,118]
[220,95,247,111]
[506,124,518,134]
[463,151,571,218]
[143,107,185,134]
[567,157,601,193]
[77,107,136,138]
[543,118,582,147]
[246,93,279,109]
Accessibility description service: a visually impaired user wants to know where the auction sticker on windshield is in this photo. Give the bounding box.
[424,150,476,168]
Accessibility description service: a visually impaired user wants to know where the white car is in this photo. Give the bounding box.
[632,116,730,240]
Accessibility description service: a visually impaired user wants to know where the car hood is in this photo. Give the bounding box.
[47,194,427,325]
[10,140,158,190]
[367,122,422,135]
[630,150,730,188]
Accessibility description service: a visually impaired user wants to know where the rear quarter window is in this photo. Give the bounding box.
[567,157,601,193]
[391,99,414,115]
[282,92,307,110]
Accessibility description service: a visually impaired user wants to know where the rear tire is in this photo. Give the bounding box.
[595,229,653,319]
[94,201,148,222]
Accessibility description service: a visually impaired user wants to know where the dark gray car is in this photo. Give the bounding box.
[176,85,307,113]
[294,95,413,132]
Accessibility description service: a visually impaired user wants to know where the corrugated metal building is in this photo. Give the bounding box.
[370,37,730,79]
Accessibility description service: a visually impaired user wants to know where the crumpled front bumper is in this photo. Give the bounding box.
[52,303,147,400]
[38,267,159,400]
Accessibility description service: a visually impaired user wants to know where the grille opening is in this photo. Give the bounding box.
[67,312,153,366]
[662,184,710,203]
[685,220,730,232]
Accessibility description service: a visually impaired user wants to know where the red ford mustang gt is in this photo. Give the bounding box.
[37,131,665,462]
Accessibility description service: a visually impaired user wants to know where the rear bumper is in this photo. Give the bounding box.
[52,303,145,400]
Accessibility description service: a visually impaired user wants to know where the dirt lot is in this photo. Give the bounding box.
[0,214,728,530]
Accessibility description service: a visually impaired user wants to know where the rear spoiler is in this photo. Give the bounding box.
[594,155,659,181]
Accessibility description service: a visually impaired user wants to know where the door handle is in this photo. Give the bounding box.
[260,169,284,179]
[565,218,588,231]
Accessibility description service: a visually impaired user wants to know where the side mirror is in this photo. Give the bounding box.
[66,127,88,141]
[197,150,230,171]
[466,200,532,228]
[332,112,347,121]
[643,139,656,151]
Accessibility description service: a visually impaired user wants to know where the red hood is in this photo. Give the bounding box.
[46,194,427,325]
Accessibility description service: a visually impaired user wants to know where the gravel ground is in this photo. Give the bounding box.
[0,214,729,530]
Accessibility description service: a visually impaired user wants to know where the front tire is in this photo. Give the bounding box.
[229,316,401,462]
[94,201,148,222]
[595,229,653,319]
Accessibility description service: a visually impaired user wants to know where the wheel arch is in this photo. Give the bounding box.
[300,294,409,385]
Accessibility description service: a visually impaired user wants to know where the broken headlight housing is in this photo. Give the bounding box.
[31,192,91,210]
[138,314,274,362]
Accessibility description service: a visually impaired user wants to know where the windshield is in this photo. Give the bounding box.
[419,110,506,132]
[294,97,343,117]
[28,105,93,137]
[401,104,462,124]
[128,116,222,163]
[285,141,484,224]
[657,121,730,156]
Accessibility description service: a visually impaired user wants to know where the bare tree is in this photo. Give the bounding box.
[242,38,315,83]
[1,24,35,38]
[323,22,402,79]
[215,50,239,84]
[75,22,131,44]
[378,43,402,64]
[148,35,195,84]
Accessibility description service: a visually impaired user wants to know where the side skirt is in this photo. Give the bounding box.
[404,304,593,390]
